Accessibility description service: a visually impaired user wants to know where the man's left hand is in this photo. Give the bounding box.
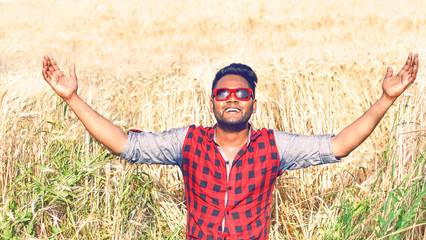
[382,53,419,101]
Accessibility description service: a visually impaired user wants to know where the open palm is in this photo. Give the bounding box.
[42,55,78,101]
[382,53,419,100]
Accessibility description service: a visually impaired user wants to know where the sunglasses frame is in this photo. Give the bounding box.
[212,88,253,101]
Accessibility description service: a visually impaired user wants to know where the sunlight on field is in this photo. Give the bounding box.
[0,0,425,239]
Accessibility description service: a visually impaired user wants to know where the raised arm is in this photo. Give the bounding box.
[331,53,419,158]
[42,55,128,154]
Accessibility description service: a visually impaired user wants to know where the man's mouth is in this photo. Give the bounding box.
[225,107,241,113]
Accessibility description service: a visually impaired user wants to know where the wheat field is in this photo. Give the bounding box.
[0,0,425,239]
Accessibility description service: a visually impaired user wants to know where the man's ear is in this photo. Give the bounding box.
[252,98,257,114]
[210,98,214,113]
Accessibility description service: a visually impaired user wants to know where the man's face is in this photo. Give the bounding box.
[210,74,257,129]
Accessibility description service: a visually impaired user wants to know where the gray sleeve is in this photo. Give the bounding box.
[120,126,189,167]
[274,130,340,173]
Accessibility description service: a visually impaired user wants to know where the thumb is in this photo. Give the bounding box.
[385,67,393,79]
[69,64,77,79]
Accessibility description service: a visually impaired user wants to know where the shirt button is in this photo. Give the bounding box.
[227,187,232,190]
[226,211,229,215]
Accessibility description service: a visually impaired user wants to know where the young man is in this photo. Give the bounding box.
[42,53,418,239]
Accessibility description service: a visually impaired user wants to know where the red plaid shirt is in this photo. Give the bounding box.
[181,125,281,240]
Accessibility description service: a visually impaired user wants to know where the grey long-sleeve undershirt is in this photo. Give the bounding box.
[120,126,340,173]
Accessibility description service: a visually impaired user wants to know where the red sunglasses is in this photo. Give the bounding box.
[212,88,253,101]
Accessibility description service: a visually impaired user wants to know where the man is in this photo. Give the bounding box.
[42,53,419,239]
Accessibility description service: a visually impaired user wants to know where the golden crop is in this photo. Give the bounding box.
[0,0,424,239]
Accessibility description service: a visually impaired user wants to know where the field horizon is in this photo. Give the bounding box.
[0,0,425,239]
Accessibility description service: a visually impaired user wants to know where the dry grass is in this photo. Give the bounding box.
[0,0,425,239]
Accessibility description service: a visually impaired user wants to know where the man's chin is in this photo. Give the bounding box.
[222,117,244,125]
[214,112,252,130]
[217,119,249,130]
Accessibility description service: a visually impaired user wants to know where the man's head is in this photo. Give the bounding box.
[211,63,257,97]
[210,63,258,131]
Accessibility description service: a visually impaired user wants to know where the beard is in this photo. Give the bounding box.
[213,104,253,131]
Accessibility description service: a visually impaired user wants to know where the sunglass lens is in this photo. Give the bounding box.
[236,89,250,100]
[216,89,230,100]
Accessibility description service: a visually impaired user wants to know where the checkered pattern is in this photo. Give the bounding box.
[181,125,281,239]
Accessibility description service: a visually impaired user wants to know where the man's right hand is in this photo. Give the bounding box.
[42,55,78,101]
[41,55,129,155]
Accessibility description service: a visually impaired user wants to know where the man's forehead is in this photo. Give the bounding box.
[215,74,250,88]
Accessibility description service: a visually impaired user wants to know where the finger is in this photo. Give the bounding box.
[69,64,77,79]
[42,67,48,81]
[45,57,52,73]
[400,53,413,73]
[47,62,57,79]
[46,58,59,76]
[385,67,393,79]
[42,63,49,80]
[42,57,47,73]
[401,70,412,86]
[46,59,54,75]
[410,53,419,81]
[43,55,51,68]
[48,56,62,72]
[42,57,53,81]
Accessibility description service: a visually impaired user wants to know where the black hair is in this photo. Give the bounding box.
[212,63,257,98]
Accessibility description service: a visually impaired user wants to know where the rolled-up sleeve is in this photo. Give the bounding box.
[274,130,340,173]
[120,126,189,167]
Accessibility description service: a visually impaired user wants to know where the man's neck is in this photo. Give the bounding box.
[215,123,250,148]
